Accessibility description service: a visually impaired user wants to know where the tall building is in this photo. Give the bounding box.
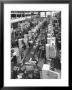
[46,43,56,59]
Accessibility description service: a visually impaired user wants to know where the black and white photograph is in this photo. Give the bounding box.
[11,11,61,79]
[4,4,69,86]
